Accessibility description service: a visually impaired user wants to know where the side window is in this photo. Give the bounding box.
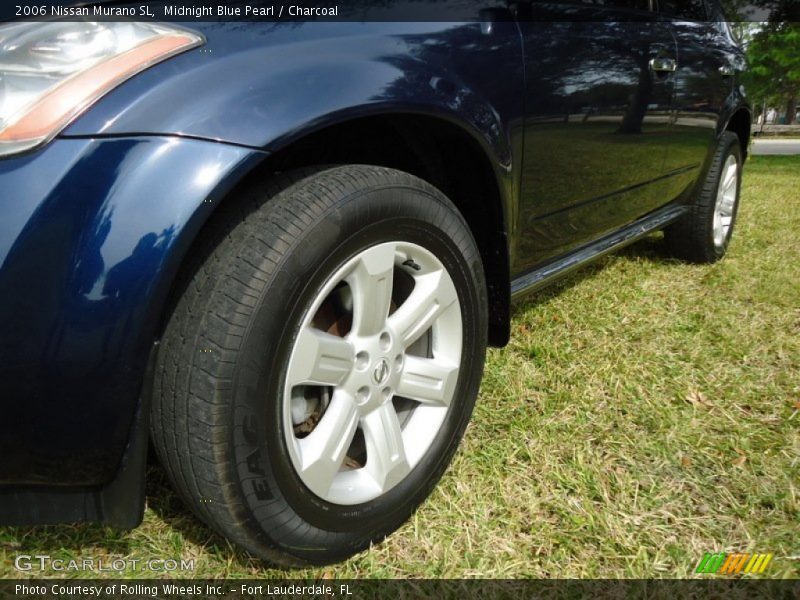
[658,0,709,20]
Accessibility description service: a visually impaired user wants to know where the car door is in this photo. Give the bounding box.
[514,0,678,271]
[659,0,742,200]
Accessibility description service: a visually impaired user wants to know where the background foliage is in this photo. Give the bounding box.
[743,22,800,124]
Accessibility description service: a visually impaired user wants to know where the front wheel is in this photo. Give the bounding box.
[150,165,488,566]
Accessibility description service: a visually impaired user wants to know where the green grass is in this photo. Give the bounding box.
[2,156,798,579]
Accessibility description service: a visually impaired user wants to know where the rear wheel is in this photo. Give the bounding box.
[665,131,743,263]
[150,165,487,566]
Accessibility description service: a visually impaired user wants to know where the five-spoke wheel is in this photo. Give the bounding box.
[284,241,462,504]
[712,154,739,249]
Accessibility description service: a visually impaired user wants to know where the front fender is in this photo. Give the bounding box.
[61,21,521,167]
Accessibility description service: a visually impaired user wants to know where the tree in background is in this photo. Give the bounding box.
[744,22,800,124]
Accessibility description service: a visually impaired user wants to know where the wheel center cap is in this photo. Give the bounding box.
[372,358,390,386]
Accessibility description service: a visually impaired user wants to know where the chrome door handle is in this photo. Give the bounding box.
[719,64,735,77]
[649,57,677,73]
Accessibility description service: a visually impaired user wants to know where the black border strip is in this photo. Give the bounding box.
[3,0,799,23]
[2,578,800,600]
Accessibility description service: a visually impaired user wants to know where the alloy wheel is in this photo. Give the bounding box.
[282,241,463,505]
[712,154,738,248]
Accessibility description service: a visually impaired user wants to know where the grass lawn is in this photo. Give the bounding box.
[1,156,798,579]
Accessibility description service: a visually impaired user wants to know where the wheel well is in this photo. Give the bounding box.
[726,108,751,158]
[212,114,510,346]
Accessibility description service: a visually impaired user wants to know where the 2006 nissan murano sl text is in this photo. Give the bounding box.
[0,0,750,565]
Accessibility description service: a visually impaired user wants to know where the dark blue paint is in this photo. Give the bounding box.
[63,21,520,161]
[0,3,748,491]
[0,137,260,484]
[63,19,524,234]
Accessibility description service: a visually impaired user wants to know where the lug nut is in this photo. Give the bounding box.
[379,331,391,351]
[355,386,371,405]
[355,351,369,371]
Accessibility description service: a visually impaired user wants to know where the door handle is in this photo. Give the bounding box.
[649,57,677,73]
[719,64,735,77]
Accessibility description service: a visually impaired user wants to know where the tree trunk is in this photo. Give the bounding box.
[618,56,652,135]
[787,95,798,125]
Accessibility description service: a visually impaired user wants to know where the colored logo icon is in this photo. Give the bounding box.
[695,552,773,575]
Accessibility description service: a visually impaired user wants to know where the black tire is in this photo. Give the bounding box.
[150,165,488,566]
[665,131,743,263]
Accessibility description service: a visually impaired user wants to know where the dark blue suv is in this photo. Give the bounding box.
[0,1,749,565]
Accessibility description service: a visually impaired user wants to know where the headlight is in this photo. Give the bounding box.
[0,21,203,157]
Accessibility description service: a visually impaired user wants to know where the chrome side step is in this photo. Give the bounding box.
[510,204,688,302]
